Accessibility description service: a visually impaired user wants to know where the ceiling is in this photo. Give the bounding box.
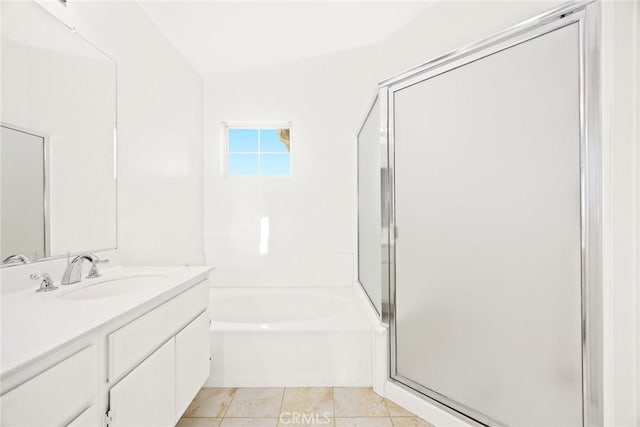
[136,1,433,75]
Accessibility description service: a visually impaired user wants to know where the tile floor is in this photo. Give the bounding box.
[178,387,434,427]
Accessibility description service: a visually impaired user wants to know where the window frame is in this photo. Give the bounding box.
[222,121,292,177]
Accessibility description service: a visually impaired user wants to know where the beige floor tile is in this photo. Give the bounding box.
[177,418,223,427]
[390,417,434,427]
[281,387,334,417]
[225,388,285,418]
[185,388,237,418]
[333,388,388,417]
[383,400,414,417]
[335,418,393,427]
[221,418,279,427]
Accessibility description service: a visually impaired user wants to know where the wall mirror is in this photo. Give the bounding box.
[1,1,117,266]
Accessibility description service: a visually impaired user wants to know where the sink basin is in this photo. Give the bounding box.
[58,273,167,300]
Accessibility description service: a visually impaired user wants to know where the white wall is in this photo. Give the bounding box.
[601,1,640,426]
[204,47,378,286]
[56,1,205,266]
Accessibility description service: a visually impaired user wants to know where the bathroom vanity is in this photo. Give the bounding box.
[0,266,212,427]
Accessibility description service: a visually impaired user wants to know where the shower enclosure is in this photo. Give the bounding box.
[357,2,602,426]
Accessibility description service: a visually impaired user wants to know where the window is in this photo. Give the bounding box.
[224,123,291,176]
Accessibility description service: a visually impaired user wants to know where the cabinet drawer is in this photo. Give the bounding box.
[1,345,97,426]
[108,281,208,381]
[175,310,210,420]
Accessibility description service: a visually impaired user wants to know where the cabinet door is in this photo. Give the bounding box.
[175,311,210,421]
[109,339,175,427]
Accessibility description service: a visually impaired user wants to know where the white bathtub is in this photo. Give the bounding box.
[204,286,373,387]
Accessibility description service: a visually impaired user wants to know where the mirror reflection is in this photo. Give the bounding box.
[1,1,117,265]
[1,126,47,261]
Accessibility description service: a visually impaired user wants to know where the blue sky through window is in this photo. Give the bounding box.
[260,129,288,152]
[228,129,258,152]
[227,127,290,176]
[260,154,289,175]
[228,153,259,176]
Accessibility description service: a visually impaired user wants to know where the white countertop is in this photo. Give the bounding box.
[1,265,212,379]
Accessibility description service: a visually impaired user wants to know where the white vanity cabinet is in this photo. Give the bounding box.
[107,309,211,427]
[107,281,209,383]
[105,281,210,426]
[1,276,210,427]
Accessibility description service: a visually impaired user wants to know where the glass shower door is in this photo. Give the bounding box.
[389,22,584,426]
[358,97,386,315]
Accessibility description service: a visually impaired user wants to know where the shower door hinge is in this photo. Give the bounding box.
[394,226,398,239]
[105,410,113,427]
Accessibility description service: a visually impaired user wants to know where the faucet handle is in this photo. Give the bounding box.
[86,258,109,279]
[30,273,57,293]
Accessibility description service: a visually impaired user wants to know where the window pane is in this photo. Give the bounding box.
[228,129,258,152]
[228,153,259,175]
[260,153,290,176]
[260,129,289,152]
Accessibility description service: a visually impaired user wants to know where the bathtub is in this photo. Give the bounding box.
[204,286,374,387]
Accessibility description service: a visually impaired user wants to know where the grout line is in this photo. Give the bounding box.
[331,387,337,418]
[220,387,237,418]
[380,390,391,417]
[278,386,286,421]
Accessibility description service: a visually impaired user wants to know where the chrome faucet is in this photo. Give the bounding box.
[2,254,32,265]
[61,253,109,285]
